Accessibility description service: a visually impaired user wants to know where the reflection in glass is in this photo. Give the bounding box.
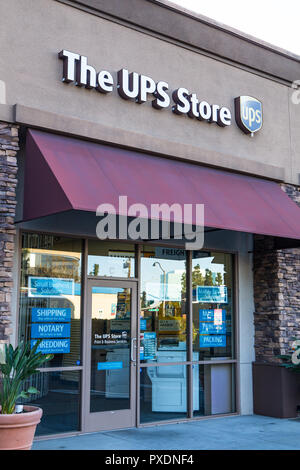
[140,247,187,363]
[88,240,135,278]
[140,365,188,423]
[90,286,131,413]
[192,252,234,360]
[19,234,82,368]
[22,370,80,436]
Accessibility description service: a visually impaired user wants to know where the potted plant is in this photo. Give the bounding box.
[278,339,300,373]
[0,340,53,450]
[253,340,300,419]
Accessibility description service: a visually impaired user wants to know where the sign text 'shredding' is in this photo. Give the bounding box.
[59,50,232,128]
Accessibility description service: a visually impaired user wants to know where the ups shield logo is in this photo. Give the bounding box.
[235,96,263,135]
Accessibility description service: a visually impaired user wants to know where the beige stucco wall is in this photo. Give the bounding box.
[0,0,299,184]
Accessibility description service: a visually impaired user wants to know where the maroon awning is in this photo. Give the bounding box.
[23,129,300,240]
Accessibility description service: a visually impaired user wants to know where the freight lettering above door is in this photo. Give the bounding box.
[58,50,263,136]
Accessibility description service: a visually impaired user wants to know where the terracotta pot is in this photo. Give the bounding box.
[0,405,42,450]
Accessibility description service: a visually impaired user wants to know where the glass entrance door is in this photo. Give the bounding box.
[83,280,137,432]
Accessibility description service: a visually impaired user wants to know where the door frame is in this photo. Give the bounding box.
[81,278,138,433]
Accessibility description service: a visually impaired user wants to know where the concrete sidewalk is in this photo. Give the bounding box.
[32,415,300,450]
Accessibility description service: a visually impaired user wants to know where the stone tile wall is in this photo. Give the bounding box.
[0,122,19,346]
[253,184,300,363]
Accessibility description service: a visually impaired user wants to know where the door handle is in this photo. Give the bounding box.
[131,337,137,362]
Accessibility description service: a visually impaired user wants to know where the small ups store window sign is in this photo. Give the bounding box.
[28,277,74,298]
[199,309,227,348]
[58,50,263,136]
[30,308,71,354]
[29,279,73,354]
[193,285,228,304]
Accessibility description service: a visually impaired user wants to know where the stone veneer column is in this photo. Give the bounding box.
[0,122,19,346]
[253,183,300,363]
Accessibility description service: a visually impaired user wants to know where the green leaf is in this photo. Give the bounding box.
[0,341,54,413]
[27,386,38,394]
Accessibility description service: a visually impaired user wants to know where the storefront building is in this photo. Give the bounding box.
[0,0,300,437]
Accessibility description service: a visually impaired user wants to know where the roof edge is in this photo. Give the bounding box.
[152,0,300,62]
[55,0,300,84]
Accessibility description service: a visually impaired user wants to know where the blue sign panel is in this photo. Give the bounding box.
[111,303,117,315]
[199,335,226,348]
[199,309,227,348]
[97,362,123,371]
[140,332,156,360]
[31,323,71,339]
[140,318,147,331]
[28,277,74,298]
[200,322,226,335]
[196,286,228,303]
[31,308,71,323]
[31,339,70,354]
[199,309,226,322]
[144,332,156,340]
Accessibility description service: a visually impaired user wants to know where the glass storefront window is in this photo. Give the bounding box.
[21,370,81,436]
[192,252,234,360]
[140,365,188,423]
[17,235,236,434]
[89,286,131,413]
[193,364,236,416]
[19,233,83,368]
[140,246,187,363]
[140,363,235,424]
[88,240,135,278]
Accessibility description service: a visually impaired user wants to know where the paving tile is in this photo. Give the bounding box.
[32,415,300,450]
